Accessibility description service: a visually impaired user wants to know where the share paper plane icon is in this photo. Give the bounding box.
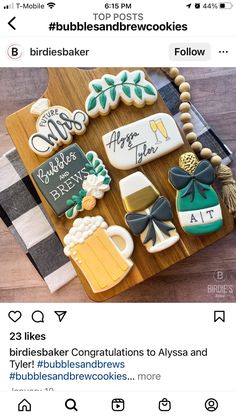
[54,311,67,322]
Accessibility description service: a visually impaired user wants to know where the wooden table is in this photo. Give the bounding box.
[0,67,235,302]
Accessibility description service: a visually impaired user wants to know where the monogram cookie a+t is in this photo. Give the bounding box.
[168,152,223,235]
[28,98,89,156]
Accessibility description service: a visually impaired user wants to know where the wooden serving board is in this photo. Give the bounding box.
[5,67,234,301]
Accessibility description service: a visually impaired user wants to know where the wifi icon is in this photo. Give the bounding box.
[47,2,56,8]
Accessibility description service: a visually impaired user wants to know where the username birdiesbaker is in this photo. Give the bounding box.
[29,47,90,56]
[9,347,208,358]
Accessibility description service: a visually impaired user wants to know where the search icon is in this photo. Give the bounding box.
[65,398,78,412]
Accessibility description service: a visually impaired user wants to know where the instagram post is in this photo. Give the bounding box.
[0,1,236,417]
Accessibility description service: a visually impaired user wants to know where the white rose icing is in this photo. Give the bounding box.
[64,216,108,256]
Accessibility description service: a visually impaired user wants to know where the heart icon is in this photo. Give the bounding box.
[8,311,22,322]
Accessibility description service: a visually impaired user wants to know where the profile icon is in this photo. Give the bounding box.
[205,398,218,412]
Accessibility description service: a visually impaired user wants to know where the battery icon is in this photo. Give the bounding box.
[219,2,233,8]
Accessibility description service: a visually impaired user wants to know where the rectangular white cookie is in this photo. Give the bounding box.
[102,113,184,170]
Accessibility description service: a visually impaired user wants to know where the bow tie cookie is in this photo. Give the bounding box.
[29,98,89,156]
[85,70,158,118]
[119,172,179,253]
[168,152,223,235]
[32,144,111,218]
[64,216,134,293]
[102,113,184,170]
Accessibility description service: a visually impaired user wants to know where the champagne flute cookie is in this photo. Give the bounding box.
[119,172,179,253]
[168,152,223,235]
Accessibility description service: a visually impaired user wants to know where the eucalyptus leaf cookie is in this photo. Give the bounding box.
[29,98,89,156]
[85,70,158,118]
[168,152,223,235]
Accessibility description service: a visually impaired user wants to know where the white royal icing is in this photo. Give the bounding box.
[103,113,184,170]
[177,204,223,227]
[29,99,89,157]
[64,216,108,256]
[85,70,158,118]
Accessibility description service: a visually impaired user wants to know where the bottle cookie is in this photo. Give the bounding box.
[168,152,223,235]
[85,70,158,118]
[29,98,89,156]
[119,172,179,253]
[102,113,184,170]
[64,216,134,293]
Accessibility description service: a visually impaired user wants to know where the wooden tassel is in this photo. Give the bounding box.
[216,164,236,218]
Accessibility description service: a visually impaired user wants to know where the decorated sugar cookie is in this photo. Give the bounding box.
[85,70,158,118]
[64,216,134,293]
[119,172,179,253]
[102,113,184,170]
[29,98,89,156]
[168,152,223,235]
[31,144,111,217]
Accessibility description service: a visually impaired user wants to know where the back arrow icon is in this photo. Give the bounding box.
[8,17,16,30]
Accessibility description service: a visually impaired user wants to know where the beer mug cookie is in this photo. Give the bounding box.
[168,152,223,235]
[102,113,184,170]
[85,70,158,118]
[119,172,179,253]
[64,216,134,293]
[28,98,89,156]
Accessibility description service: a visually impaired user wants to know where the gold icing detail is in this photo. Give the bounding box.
[179,152,199,174]
[123,186,160,212]
[82,195,96,211]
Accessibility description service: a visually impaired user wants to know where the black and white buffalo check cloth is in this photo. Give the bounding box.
[0,148,76,293]
[0,69,233,293]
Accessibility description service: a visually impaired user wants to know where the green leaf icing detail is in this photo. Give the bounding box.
[99,92,107,109]
[120,72,128,83]
[87,96,97,112]
[86,153,94,162]
[122,85,131,98]
[144,84,156,96]
[135,86,143,100]
[66,207,74,218]
[110,86,116,101]
[105,77,115,86]
[66,199,75,206]
[92,83,103,93]
[133,72,141,84]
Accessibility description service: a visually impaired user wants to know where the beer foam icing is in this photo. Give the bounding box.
[64,215,108,256]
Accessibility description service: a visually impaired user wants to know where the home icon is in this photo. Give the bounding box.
[18,399,31,412]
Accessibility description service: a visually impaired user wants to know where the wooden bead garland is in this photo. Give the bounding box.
[161,66,236,217]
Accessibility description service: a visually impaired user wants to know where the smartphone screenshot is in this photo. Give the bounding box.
[0,0,235,417]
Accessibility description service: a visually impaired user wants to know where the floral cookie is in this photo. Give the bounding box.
[64,216,134,293]
[85,70,158,118]
[29,98,89,157]
[168,152,223,235]
[102,113,184,170]
[31,144,111,217]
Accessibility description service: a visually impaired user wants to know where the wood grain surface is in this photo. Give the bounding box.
[0,67,236,303]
